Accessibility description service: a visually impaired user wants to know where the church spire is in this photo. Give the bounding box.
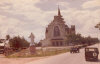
[58,5,61,16]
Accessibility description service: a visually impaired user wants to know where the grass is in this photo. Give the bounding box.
[6,48,70,58]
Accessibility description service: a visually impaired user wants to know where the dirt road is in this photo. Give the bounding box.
[0,54,44,64]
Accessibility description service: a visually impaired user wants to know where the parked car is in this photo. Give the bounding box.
[85,47,99,61]
[0,42,5,54]
[70,47,79,53]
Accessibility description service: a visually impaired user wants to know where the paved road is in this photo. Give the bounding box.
[26,44,100,64]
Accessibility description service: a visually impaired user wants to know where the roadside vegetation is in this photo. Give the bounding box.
[6,48,69,58]
[4,34,99,58]
[66,33,99,46]
[7,35,30,50]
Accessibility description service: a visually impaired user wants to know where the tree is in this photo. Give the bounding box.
[66,33,99,45]
[6,35,10,40]
[21,37,30,47]
[66,33,82,45]
[9,36,30,50]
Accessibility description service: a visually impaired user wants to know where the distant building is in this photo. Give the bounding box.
[42,7,75,46]
[0,39,5,43]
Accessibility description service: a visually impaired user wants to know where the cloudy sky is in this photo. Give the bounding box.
[0,0,100,42]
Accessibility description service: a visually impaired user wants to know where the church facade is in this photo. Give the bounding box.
[42,7,75,46]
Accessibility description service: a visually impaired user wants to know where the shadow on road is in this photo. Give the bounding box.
[86,59,100,63]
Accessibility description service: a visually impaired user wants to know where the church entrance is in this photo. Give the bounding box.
[52,40,64,46]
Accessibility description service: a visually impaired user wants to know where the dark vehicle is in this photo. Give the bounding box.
[70,47,79,53]
[0,42,5,54]
[85,47,99,61]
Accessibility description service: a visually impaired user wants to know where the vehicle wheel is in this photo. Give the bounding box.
[2,51,4,54]
[95,58,98,61]
[85,58,89,61]
[78,51,79,53]
[86,59,89,61]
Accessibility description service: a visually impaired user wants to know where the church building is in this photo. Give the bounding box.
[42,7,76,46]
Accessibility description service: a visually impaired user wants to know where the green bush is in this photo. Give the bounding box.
[9,36,30,50]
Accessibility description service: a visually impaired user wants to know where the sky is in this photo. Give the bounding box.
[0,0,100,42]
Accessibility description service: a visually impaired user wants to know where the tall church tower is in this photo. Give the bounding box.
[43,7,76,46]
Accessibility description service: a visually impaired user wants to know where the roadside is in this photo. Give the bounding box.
[0,44,99,64]
[7,47,69,58]
[0,54,45,64]
[0,47,69,64]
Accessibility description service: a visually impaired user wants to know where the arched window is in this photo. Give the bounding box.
[54,26,60,37]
